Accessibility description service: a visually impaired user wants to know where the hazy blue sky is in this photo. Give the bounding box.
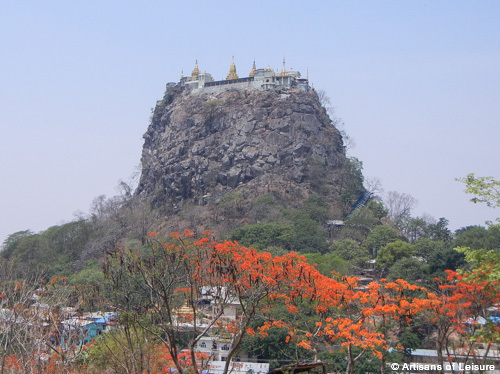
[1,1,499,243]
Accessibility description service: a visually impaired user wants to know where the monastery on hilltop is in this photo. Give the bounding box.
[168,58,311,94]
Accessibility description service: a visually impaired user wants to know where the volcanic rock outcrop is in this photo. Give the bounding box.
[136,86,358,220]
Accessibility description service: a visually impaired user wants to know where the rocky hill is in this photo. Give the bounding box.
[0,84,368,279]
[136,85,363,235]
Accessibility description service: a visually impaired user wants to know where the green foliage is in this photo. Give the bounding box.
[344,157,364,189]
[0,221,93,279]
[218,191,246,219]
[3,232,46,275]
[248,194,284,223]
[349,207,376,228]
[303,252,349,276]
[337,158,366,213]
[455,247,500,282]
[281,210,328,253]
[426,217,452,242]
[1,230,34,259]
[387,257,424,282]
[82,321,157,372]
[427,248,466,279]
[232,201,329,253]
[70,260,105,287]
[303,157,330,194]
[104,246,166,311]
[401,217,430,243]
[203,99,224,110]
[363,225,401,255]
[230,222,294,250]
[340,189,354,205]
[300,195,329,223]
[365,199,388,219]
[336,210,376,243]
[398,329,422,353]
[412,237,443,261]
[376,240,414,271]
[44,220,94,274]
[319,349,380,374]
[253,194,275,205]
[458,173,500,209]
[453,225,500,251]
[264,246,289,257]
[241,326,305,370]
[329,239,370,268]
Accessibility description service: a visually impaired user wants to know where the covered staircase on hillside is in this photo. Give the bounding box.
[325,191,372,237]
[347,191,372,217]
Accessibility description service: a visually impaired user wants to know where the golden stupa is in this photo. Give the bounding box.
[226,57,239,80]
[191,60,200,80]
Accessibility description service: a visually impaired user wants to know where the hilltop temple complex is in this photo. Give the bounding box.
[168,58,310,94]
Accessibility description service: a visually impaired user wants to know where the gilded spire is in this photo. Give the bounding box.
[191,60,200,80]
[281,58,286,74]
[249,60,256,77]
[226,56,239,80]
[180,70,184,80]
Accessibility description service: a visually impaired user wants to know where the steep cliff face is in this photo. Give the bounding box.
[136,86,358,229]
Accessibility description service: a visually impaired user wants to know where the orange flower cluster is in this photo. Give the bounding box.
[148,345,210,374]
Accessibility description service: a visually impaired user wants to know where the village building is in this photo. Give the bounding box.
[60,312,117,347]
[171,286,269,374]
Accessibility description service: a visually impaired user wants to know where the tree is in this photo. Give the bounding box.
[427,267,500,371]
[0,230,34,259]
[413,175,500,371]
[230,222,293,250]
[301,195,330,223]
[387,257,424,283]
[453,225,500,251]
[401,217,429,243]
[329,240,370,269]
[427,248,465,279]
[338,208,379,243]
[0,221,94,280]
[102,230,327,374]
[365,198,388,220]
[364,177,384,196]
[356,279,434,374]
[344,157,364,189]
[376,240,414,274]
[0,269,82,373]
[384,191,417,229]
[458,173,500,209]
[299,278,434,374]
[363,225,402,257]
[413,237,443,262]
[304,252,349,276]
[426,217,452,242]
[280,210,328,253]
[77,190,160,266]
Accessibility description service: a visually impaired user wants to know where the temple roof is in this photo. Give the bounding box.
[249,60,256,77]
[277,58,287,76]
[226,57,239,80]
[191,60,200,80]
